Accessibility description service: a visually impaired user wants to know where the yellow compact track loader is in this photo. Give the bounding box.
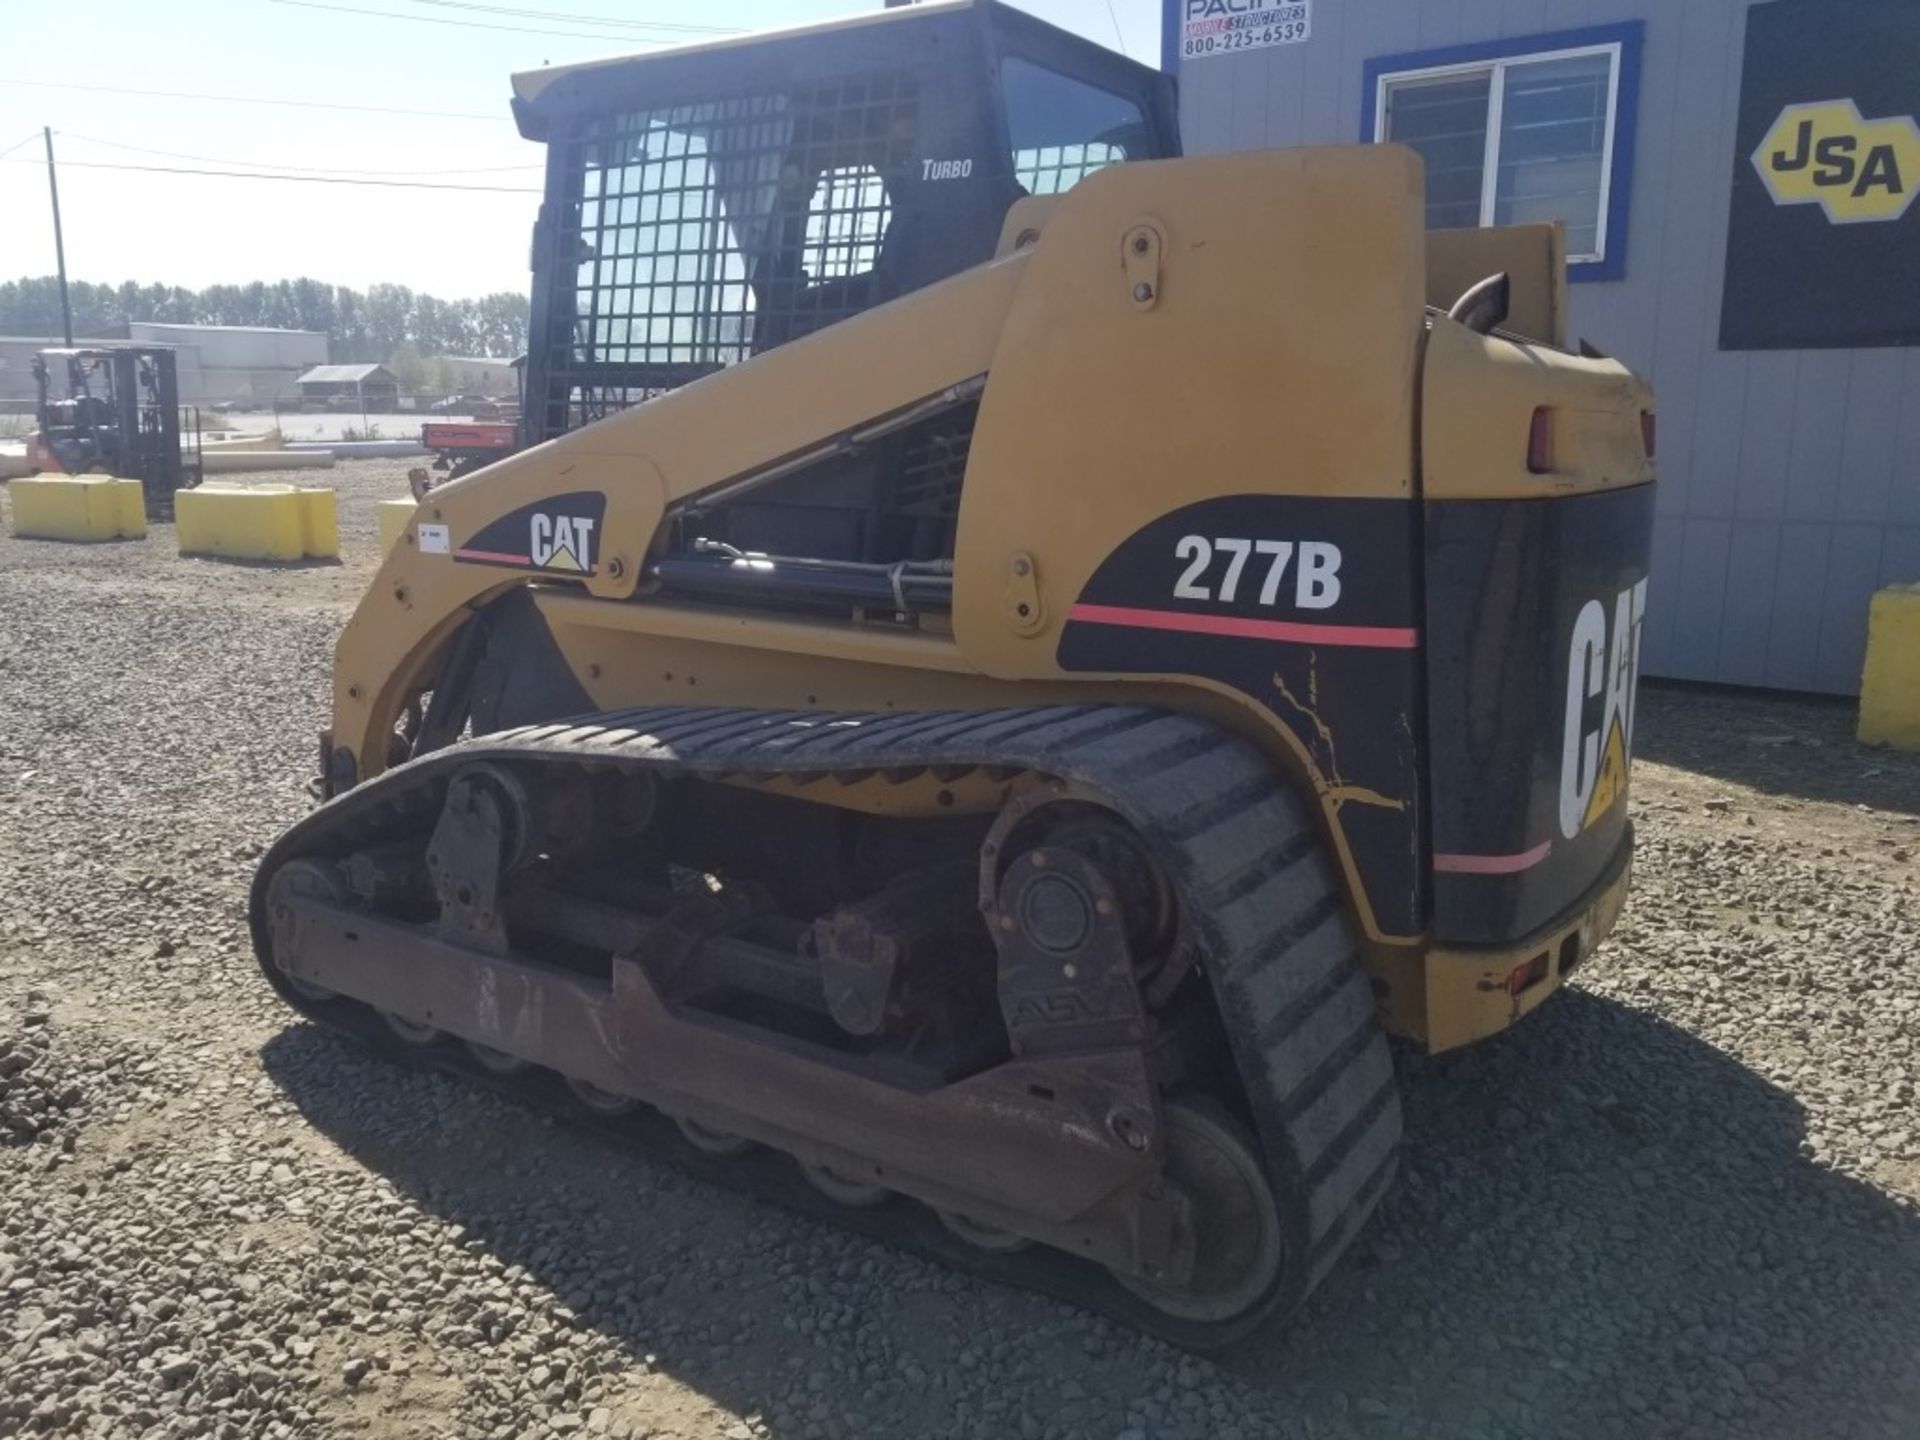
[252,0,1655,1346]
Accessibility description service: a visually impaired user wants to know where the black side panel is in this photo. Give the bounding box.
[1424,485,1653,944]
[468,589,597,735]
[454,491,607,577]
[1057,495,1425,940]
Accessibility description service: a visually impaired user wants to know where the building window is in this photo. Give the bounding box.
[1363,23,1642,281]
[1003,57,1147,196]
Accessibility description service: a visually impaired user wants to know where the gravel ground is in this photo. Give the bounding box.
[2,463,1916,1440]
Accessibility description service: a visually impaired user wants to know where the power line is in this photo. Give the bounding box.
[267,0,697,44]
[3,78,507,123]
[405,0,738,35]
[1101,0,1131,57]
[0,131,43,161]
[57,130,540,178]
[2,156,539,194]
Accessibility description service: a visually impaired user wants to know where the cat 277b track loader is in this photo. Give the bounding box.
[251,0,1655,1347]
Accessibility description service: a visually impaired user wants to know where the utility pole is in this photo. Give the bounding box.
[44,127,73,346]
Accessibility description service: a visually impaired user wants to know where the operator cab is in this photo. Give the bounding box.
[511,0,1177,445]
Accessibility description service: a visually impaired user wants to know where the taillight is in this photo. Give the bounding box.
[1507,952,1549,997]
[1527,407,1554,474]
[1640,410,1657,460]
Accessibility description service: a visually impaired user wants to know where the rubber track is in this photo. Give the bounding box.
[250,704,1402,1348]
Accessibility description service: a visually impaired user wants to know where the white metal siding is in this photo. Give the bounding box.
[1174,0,1919,694]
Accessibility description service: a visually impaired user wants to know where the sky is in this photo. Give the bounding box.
[0,0,1163,301]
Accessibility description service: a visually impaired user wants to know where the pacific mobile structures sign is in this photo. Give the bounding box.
[1177,0,1310,60]
[1753,99,1920,224]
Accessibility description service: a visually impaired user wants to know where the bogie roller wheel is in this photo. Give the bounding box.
[566,1076,639,1117]
[937,1210,1031,1253]
[801,1161,890,1208]
[1111,1099,1286,1325]
[676,1116,754,1157]
[465,1041,530,1075]
[381,1011,445,1047]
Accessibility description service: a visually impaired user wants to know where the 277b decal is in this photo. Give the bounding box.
[1171,535,1343,609]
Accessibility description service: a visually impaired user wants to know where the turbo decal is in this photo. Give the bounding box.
[453,491,606,575]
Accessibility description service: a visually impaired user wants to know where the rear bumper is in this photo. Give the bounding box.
[1418,825,1633,1053]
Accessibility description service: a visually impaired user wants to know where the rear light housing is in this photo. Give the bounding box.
[1507,952,1550,997]
[1527,407,1554,474]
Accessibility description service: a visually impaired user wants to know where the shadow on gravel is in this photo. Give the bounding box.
[259,988,1920,1440]
[1244,986,1920,1438]
[1635,681,1920,817]
[176,554,346,571]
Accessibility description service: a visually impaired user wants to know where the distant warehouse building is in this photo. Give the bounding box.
[1163,0,1918,694]
[294,363,400,412]
[87,323,328,408]
[0,324,327,410]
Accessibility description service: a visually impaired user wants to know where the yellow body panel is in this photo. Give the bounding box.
[378,498,419,556]
[324,146,1650,1050]
[1861,584,1920,750]
[177,484,340,561]
[1426,222,1568,346]
[1422,318,1654,502]
[331,150,1431,932]
[7,475,146,542]
[1415,849,1631,1052]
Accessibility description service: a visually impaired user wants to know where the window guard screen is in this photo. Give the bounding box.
[536,72,919,437]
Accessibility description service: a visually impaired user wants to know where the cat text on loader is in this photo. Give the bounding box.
[251,0,1654,1347]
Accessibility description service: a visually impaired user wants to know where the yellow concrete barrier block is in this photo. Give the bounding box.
[175,483,338,561]
[377,497,418,555]
[299,488,340,560]
[110,479,146,538]
[1860,584,1920,750]
[7,475,146,541]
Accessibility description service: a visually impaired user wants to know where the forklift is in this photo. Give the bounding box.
[30,346,202,520]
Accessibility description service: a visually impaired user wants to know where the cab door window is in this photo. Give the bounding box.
[1002,57,1148,195]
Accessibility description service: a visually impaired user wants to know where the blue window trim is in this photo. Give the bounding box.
[1360,21,1644,283]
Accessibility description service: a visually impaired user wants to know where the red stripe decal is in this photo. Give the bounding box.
[1433,841,1553,875]
[455,548,531,565]
[1067,602,1420,650]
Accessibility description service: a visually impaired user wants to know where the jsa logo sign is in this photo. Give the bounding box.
[1754,99,1920,224]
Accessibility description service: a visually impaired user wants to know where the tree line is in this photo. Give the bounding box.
[0,276,528,364]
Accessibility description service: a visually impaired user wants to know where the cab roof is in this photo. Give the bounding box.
[511,1,976,109]
[508,1,1167,144]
